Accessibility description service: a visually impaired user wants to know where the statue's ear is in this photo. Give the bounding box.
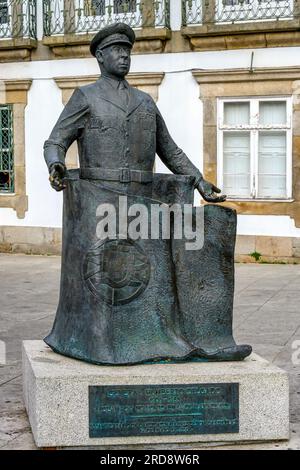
[95,47,103,64]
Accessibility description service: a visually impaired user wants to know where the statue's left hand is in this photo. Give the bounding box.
[196,178,227,203]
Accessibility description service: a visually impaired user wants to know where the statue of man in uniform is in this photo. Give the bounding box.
[45,23,224,202]
[43,23,251,365]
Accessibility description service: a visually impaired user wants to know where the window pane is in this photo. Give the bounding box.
[223,132,250,197]
[114,0,136,14]
[91,0,105,16]
[258,132,286,198]
[224,102,250,126]
[0,0,8,25]
[259,101,286,126]
[0,105,14,193]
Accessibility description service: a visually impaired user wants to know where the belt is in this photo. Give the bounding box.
[80,168,153,184]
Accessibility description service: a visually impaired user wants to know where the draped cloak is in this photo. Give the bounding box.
[44,171,239,365]
[44,78,245,365]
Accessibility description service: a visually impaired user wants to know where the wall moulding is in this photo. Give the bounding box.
[1,227,300,263]
[43,28,171,58]
[182,19,300,51]
[54,73,165,103]
[0,80,32,219]
[0,38,37,63]
[192,67,300,227]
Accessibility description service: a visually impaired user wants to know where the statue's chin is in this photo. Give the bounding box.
[117,65,130,76]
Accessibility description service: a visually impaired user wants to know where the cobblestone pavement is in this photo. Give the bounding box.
[0,254,299,450]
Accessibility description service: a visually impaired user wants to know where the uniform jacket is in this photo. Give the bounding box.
[44,76,202,184]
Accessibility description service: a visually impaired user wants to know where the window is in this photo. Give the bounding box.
[113,0,136,14]
[82,0,136,16]
[90,0,105,16]
[0,105,14,193]
[81,0,105,16]
[217,97,292,199]
[0,0,8,25]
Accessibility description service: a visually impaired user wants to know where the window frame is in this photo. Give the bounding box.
[0,79,31,219]
[217,96,293,201]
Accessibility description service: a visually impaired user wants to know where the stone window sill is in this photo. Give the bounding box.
[0,38,37,62]
[0,194,28,219]
[226,198,295,203]
[42,28,171,58]
[182,19,300,51]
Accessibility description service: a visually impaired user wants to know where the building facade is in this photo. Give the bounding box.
[1,0,300,261]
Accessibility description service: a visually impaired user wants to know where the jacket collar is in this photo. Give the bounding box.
[101,75,128,90]
[96,77,143,115]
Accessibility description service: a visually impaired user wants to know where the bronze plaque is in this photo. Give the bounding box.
[89,383,239,438]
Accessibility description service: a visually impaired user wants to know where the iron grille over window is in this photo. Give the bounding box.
[0,0,37,39]
[43,1,170,35]
[0,105,14,193]
[182,0,294,25]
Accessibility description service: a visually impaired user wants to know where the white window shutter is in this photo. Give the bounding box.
[258,132,286,198]
[224,102,250,126]
[223,132,251,197]
[259,101,286,126]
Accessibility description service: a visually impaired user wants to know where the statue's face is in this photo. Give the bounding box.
[96,43,131,78]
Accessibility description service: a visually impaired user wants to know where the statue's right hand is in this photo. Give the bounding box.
[49,162,67,192]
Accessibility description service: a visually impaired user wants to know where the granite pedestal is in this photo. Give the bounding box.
[22,340,289,448]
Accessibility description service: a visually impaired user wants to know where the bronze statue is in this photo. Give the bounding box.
[43,23,251,365]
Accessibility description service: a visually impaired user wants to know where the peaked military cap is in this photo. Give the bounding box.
[90,22,135,56]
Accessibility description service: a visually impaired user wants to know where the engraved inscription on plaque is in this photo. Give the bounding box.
[89,383,239,438]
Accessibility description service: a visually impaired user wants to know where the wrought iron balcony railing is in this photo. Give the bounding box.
[43,0,170,36]
[182,0,295,26]
[0,0,36,39]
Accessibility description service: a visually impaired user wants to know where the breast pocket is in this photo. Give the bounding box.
[139,113,156,133]
[89,115,121,132]
[88,115,123,154]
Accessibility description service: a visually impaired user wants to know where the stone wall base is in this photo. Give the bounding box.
[0,226,62,255]
[235,235,300,264]
[1,226,300,262]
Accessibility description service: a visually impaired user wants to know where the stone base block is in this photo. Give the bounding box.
[23,341,289,448]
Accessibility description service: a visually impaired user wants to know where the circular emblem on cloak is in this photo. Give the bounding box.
[83,239,151,306]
